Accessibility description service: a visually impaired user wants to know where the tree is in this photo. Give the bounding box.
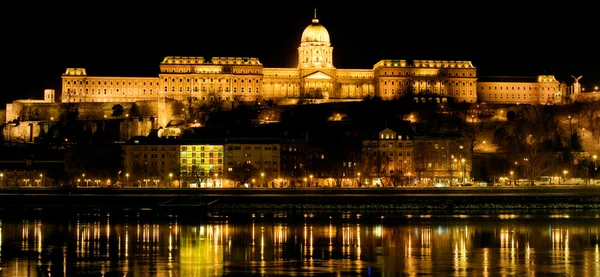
[493,105,560,186]
[569,132,583,152]
[129,103,141,117]
[171,101,186,117]
[367,149,392,187]
[578,100,600,145]
[19,106,45,121]
[111,104,124,118]
[506,110,516,121]
[228,162,258,187]
[60,103,79,121]
[412,147,428,186]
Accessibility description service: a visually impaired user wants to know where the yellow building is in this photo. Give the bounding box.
[179,143,224,188]
[477,75,562,104]
[224,139,281,188]
[58,11,566,110]
[60,13,481,106]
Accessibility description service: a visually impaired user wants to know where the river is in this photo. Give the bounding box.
[0,209,598,276]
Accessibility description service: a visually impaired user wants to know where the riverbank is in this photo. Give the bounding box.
[1,186,599,212]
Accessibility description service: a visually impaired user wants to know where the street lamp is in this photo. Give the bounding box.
[593,155,597,171]
[309,174,313,187]
[510,171,514,186]
[169,173,173,187]
[461,158,466,184]
[126,173,129,186]
[0,172,3,187]
[40,174,43,187]
[563,170,568,185]
[261,172,265,188]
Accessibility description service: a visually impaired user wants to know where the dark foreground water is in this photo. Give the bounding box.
[0,209,599,276]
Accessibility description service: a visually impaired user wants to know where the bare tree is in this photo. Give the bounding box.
[494,105,560,186]
[190,165,215,187]
[228,162,258,187]
[578,100,600,145]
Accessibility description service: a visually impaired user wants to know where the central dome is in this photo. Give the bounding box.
[301,17,330,44]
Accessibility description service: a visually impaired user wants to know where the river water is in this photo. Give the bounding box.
[0,209,598,276]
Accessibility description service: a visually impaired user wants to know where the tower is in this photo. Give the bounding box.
[297,9,334,69]
[44,89,55,103]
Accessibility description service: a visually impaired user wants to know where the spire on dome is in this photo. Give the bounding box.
[312,8,319,23]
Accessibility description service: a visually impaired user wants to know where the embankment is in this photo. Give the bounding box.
[0,186,599,213]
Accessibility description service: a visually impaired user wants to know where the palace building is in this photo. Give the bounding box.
[56,12,562,106]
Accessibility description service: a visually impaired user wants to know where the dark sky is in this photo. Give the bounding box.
[4,2,598,105]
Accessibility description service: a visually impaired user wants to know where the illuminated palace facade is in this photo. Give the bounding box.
[60,14,562,105]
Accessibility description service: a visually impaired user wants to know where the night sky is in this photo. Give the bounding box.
[4,2,598,104]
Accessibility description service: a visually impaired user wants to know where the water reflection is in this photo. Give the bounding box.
[0,212,598,276]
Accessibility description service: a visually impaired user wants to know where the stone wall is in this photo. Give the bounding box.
[3,118,160,143]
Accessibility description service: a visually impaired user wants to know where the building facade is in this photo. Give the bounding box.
[224,139,281,188]
[60,13,562,106]
[477,76,562,105]
[121,137,181,187]
[120,137,281,188]
[362,128,472,187]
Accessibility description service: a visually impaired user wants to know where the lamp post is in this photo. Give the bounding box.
[461,158,466,184]
[309,174,313,187]
[169,173,173,187]
[563,170,568,185]
[510,171,514,186]
[357,172,361,187]
[261,172,265,188]
[523,158,529,181]
[594,155,597,171]
[40,174,43,187]
[126,173,129,187]
[0,173,3,187]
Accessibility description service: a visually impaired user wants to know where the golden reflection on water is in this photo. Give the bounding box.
[0,213,598,276]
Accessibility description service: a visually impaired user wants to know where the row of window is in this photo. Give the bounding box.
[381,71,474,77]
[227,146,279,150]
[480,93,539,100]
[225,161,279,165]
[162,68,262,74]
[181,158,223,164]
[66,80,157,86]
[181,146,223,151]
[383,89,474,96]
[131,153,177,159]
[180,152,223,158]
[66,88,156,95]
[384,81,474,87]
[163,78,261,84]
[481,86,556,91]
